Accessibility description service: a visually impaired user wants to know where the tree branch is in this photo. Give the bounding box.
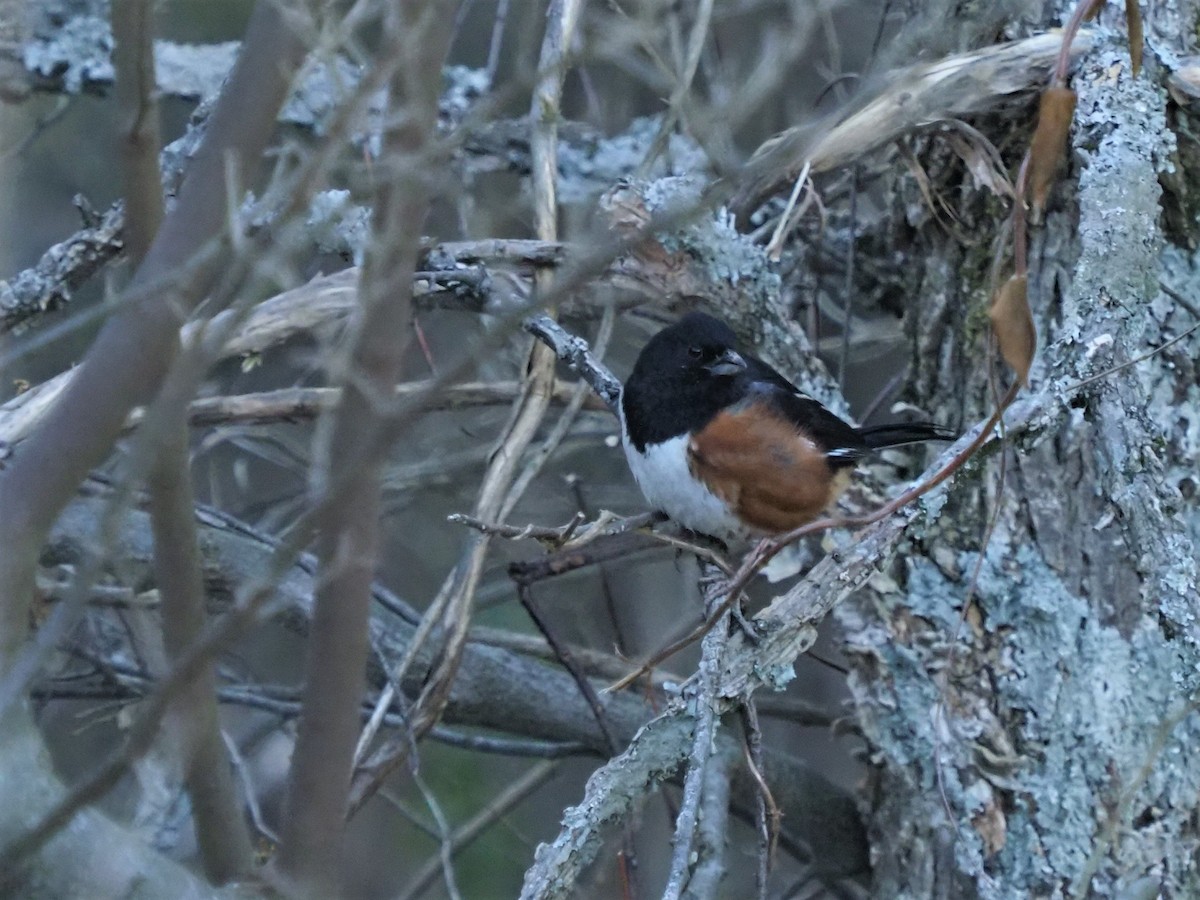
[0,0,313,670]
[276,0,458,889]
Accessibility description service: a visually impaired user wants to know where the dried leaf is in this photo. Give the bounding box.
[990,274,1035,385]
[899,143,961,229]
[1167,63,1200,105]
[1084,0,1107,20]
[599,183,652,235]
[971,798,1008,857]
[1028,87,1077,224]
[945,131,1014,199]
[1125,0,1143,76]
[599,184,674,267]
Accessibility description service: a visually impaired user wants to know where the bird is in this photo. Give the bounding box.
[619,312,955,542]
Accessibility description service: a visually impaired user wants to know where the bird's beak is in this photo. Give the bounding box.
[706,349,746,377]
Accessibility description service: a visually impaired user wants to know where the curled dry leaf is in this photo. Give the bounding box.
[1125,0,1143,77]
[944,131,1014,199]
[732,32,1094,218]
[599,183,652,235]
[1167,61,1200,105]
[972,797,1008,857]
[598,182,676,269]
[990,274,1035,386]
[1027,86,1077,224]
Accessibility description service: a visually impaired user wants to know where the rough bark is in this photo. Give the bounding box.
[835,18,1200,898]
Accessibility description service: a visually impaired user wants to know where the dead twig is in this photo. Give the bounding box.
[450,509,660,550]
[740,702,779,899]
[662,567,732,900]
[734,31,1095,218]
[347,0,588,813]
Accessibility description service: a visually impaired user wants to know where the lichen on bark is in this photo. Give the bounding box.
[837,30,1200,898]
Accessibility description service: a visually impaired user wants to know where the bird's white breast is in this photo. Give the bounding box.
[619,417,746,541]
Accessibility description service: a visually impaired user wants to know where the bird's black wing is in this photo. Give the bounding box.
[743,354,869,468]
[743,353,804,394]
[745,352,956,464]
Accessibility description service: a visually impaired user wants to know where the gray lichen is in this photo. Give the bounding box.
[838,26,1200,898]
[642,176,781,304]
[23,13,112,93]
[22,3,234,99]
[843,547,1200,898]
[556,117,709,204]
[17,8,489,141]
[305,190,370,263]
[1066,38,1200,673]
[154,41,237,100]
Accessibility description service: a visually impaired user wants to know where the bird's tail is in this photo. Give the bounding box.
[856,422,956,449]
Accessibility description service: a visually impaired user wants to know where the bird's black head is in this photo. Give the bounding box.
[621,312,749,451]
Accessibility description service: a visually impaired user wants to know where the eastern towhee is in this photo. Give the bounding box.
[620,312,954,542]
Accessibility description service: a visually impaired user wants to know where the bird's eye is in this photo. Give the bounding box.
[687,346,703,359]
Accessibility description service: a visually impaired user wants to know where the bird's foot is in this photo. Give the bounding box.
[730,601,761,644]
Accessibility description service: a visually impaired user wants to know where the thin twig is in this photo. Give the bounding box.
[859,367,907,424]
[1064,318,1200,393]
[397,761,559,900]
[765,159,814,259]
[449,510,589,545]
[638,0,715,173]
[516,581,621,754]
[347,0,589,812]
[412,770,464,900]
[485,0,511,86]
[740,702,776,899]
[662,577,730,900]
[222,730,279,845]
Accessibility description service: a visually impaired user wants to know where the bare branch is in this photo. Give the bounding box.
[147,403,253,882]
[524,314,622,413]
[0,0,314,671]
[111,0,252,881]
[111,0,163,263]
[171,380,609,429]
[681,745,734,900]
[276,0,459,888]
[0,200,124,333]
[663,575,731,900]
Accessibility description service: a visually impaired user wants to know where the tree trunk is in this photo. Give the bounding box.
[836,21,1200,898]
